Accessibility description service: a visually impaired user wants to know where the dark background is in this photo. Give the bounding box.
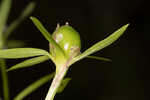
[0,0,150,100]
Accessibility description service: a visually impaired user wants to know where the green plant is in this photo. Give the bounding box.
[0,15,129,100]
[0,0,35,100]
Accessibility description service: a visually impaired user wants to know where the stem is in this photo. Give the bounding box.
[0,26,9,100]
[0,39,9,100]
[0,59,9,100]
[45,65,68,100]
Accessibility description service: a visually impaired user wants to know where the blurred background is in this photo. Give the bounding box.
[0,0,150,100]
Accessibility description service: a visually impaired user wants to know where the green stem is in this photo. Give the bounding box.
[45,65,68,100]
[0,34,9,100]
[0,24,9,100]
[0,59,9,100]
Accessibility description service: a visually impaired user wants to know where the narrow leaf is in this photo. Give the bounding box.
[30,16,65,55]
[14,73,55,100]
[3,2,35,40]
[86,56,111,62]
[7,56,49,71]
[0,48,49,59]
[19,2,35,20]
[0,0,11,34]
[30,16,54,44]
[70,24,129,65]
[57,78,71,93]
[7,40,25,48]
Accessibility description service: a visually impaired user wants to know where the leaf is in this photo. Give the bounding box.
[30,16,65,55]
[14,73,55,100]
[70,24,129,65]
[30,16,51,42]
[86,56,111,62]
[0,0,11,35]
[0,48,49,59]
[19,2,36,20]
[57,78,71,93]
[30,16,56,45]
[7,56,49,71]
[7,40,25,48]
[3,2,35,40]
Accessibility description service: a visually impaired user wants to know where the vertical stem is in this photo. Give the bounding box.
[0,0,11,99]
[0,31,9,100]
[45,65,68,100]
[0,23,9,100]
[0,59,9,100]
[0,36,9,100]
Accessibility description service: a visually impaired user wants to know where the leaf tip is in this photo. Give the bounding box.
[123,23,130,30]
[106,58,112,62]
[126,23,129,27]
[6,68,12,72]
[30,16,34,20]
[29,1,36,7]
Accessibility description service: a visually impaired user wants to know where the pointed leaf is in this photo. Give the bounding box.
[19,2,35,20]
[30,17,57,46]
[30,16,65,55]
[0,48,49,59]
[14,73,54,100]
[3,2,35,40]
[70,24,129,65]
[7,56,49,71]
[86,56,111,62]
[30,16,52,42]
[57,78,71,93]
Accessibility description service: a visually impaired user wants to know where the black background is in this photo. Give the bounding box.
[0,0,150,100]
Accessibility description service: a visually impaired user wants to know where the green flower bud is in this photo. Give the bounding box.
[52,23,81,59]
